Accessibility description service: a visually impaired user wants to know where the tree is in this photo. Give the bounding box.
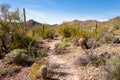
[0,4,24,53]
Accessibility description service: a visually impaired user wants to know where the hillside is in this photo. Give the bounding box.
[26,19,42,29]
[26,19,57,29]
[27,16,120,29]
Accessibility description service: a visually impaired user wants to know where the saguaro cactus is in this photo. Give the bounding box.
[23,8,26,31]
[42,24,45,39]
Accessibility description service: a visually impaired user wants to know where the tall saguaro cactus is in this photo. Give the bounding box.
[93,23,98,40]
[42,24,45,39]
[23,8,26,31]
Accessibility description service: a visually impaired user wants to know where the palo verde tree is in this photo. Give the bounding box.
[0,4,32,53]
[0,4,13,53]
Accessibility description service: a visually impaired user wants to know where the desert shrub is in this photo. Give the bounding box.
[71,37,80,46]
[0,52,6,59]
[29,62,48,80]
[87,37,100,49]
[54,42,68,54]
[61,38,69,43]
[28,25,55,40]
[45,28,55,39]
[9,32,35,49]
[80,26,109,40]
[27,45,49,60]
[5,49,28,64]
[89,54,105,67]
[56,22,110,39]
[56,22,79,38]
[105,55,120,80]
[27,26,42,41]
[0,65,20,77]
[96,26,109,34]
[79,26,109,40]
[98,37,107,45]
[73,53,106,67]
[60,26,72,38]
[98,32,114,44]
[114,25,120,30]
[73,55,90,66]
[37,47,49,58]
[38,25,55,39]
[113,30,120,36]
[104,36,113,44]
[79,29,95,39]
[0,4,36,53]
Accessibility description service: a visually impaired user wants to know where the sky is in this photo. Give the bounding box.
[0,0,120,24]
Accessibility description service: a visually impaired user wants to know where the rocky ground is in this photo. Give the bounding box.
[0,39,120,80]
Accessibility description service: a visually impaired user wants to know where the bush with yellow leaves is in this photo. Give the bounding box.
[29,61,48,80]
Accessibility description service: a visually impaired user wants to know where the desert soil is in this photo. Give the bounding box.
[1,39,120,80]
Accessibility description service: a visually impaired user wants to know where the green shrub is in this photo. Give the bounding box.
[61,38,69,43]
[9,31,35,50]
[78,26,109,40]
[5,49,28,64]
[78,29,94,39]
[56,22,77,38]
[59,26,72,38]
[113,30,120,36]
[105,55,120,80]
[56,22,110,39]
[27,46,49,60]
[27,26,42,41]
[54,42,68,54]
[98,32,114,44]
[9,37,32,49]
[28,25,55,40]
[0,52,6,59]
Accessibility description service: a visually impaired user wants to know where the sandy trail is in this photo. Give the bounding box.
[47,39,80,80]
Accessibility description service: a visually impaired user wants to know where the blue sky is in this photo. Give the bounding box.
[0,0,120,24]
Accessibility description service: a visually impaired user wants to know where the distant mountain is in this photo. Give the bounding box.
[26,16,120,29]
[26,19,58,29]
[26,19,42,29]
[72,19,99,28]
[67,17,120,29]
[108,16,120,22]
[105,17,120,27]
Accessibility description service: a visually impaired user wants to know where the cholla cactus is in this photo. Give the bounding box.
[39,65,48,80]
[78,37,90,54]
[78,37,89,49]
[5,49,28,64]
